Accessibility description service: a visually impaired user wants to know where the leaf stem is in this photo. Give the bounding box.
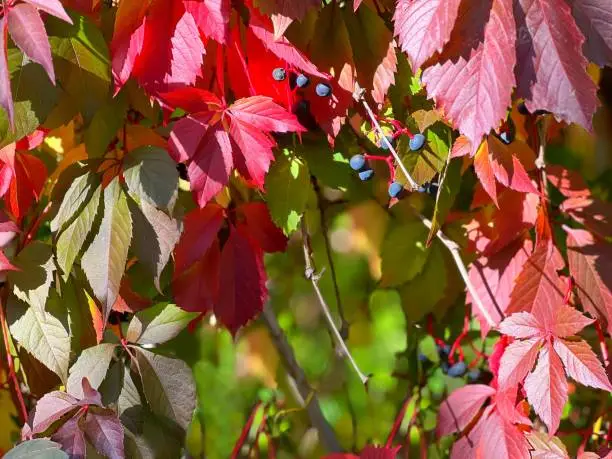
[231,401,262,459]
[0,287,28,424]
[301,220,370,385]
[386,394,413,448]
[261,303,342,453]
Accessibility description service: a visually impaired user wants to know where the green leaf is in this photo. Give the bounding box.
[399,244,448,322]
[8,298,70,382]
[427,158,462,246]
[132,347,196,431]
[4,439,68,459]
[84,91,128,158]
[47,12,111,123]
[56,182,102,279]
[51,172,99,233]
[66,343,117,398]
[265,151,313,235]
[126,303,197,345]
[82,178,133,323]
[396,123,450,186]
[380,220,430,287]
[9,242,55,311]
[128,198,181,290]
[123,146,179,212]
[0,51,59,147]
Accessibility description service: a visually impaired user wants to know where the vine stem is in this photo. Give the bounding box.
[0,288,28,424]
[231,401,262,459]
[261,303,343,452]
[352,87,494,328]
[386,394,413,448]
[301,220,370,385]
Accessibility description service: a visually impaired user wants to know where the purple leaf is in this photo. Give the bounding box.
[52,415,87,459]
[82,409,124,459]
[22,0,73,24]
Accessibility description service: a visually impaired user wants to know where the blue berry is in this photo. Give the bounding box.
[388,182,403,199]
[296,74,310,88]
[418,185,427,193]
[272,68,286,81]
[447,361,467,377]
[380,135,394,151]
[467,369,481,382]
[358,169,374,181]
[315,83,332,97]
[427,183,439,197]
[499,131,513,144]
[409,133,426,151]
[350,155,366,171]
[437,344,451,359]
[417,352,429,363]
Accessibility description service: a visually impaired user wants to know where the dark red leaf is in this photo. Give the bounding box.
[174,204,224,273]
[571,0,612,67]
[238,202,288,253]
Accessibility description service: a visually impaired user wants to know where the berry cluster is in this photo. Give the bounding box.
[272,67,332,98]
[419,345,483,381]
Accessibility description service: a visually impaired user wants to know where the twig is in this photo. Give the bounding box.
[417,214,496,328]
[311,176,348,339]
[353,86,418,189]
[0,287,28,424]
[301,220,370,385]
[261,303,343,453]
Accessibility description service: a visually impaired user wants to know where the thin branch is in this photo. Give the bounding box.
[261,303,343,453]
[311,176,348,339]
[301,220,370,385]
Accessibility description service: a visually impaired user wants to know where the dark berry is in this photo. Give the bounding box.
[388,182,403,199]
[296,74,310,88]
[380,135,394,151]
[272,67,287,81]
[467,369,481,382]
[417,185,427,193]
[177,163,188,181]
[358,169,374,181]
[427,183,439,197]
[409,133,426,151]
[349,154,366,171]
[437,344,451,359]
[441,362,450,374]
[315,82,332,97]
[517,102,530,115]
[418,352,429,363]
[498,119,516,145]
[447,361,467,377]
[534,109,551,116]
[292,100,318,131]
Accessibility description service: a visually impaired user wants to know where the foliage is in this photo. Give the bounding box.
[0,0,609,458]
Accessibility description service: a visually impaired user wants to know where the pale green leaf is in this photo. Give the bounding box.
[380,220,430,287]
[56,183,102,279]
[8,298,71,382]
[51,172,98,233]
[126,303,197,345]
[9,242,55,311]
[4,439,68,459]
[66,343,117,398]
[427,158,462,245]
[85,92,128,158]
[82,178,133,322]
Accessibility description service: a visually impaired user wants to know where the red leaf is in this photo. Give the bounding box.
[6,152,47,220]
[524,343,567,434]
[553,338,612,392]
[561,196,612,239]
[516,0,598,131]
[253,0,319,39]
[393,0,462,71]
[499,312,542,339]
[23,0,73,24]
[474,140,499,206]
[498,337,541,388]
[371,40,398,105]
[546,165,590,199]
[229,118,275,187]
[450,136,472,158]
[238,202,287,253]
[566,227,612,334]
[184,0,230,44]
[421,0,516,148]
[506,243,565,316]
[437,384,496,437]
[0,17,14,125]
[477,410,531,459]
[493,386,532,425]
[215,226,267,334]
[228,96,304,133]
[160,87,223,114]
[468,236,532,335]
[572,0,612,67]
[488,136,538,195]
[174,204,225,273]
[360,445,401,459]
[7,4,54,82]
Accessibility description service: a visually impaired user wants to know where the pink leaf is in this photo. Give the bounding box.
[8,4,55,83]
[478,410,531,459]
[0,17,14,125]
[52,415,87,458]
[498,337,541,388]
[524,343,567,434]
[421,0,516,148]
[553,338,612,392]
[184,0,230,44]
[474,140,499,206]
[82,411,124,459]
[547,305,594,339]
[489,136,538,194]
[393,0,462,71]
[516,0,599,131]
[571,0,612,68]
[23,0,73,24]
[29,391,79,435]
[499,312,542,339]
[169,114,211,163]
[371,40,397,105]
[111,19,146,93]
[437,384,496,437]
[216,226,267,335]
[494,386,532,425]
[561,196,612,239]
[228,96,304,133]
[229,117,275,187]
[566,227,612,333]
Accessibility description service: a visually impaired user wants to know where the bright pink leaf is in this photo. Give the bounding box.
[216,226,267,334]
[477,410,531,459]
[393,0,462,71]
[228,96,304,133]
[450,136,472,159]
[29,391,79,435]
[184,0,230,44]
[566,227,612,334]
[238,202,287,253]
[498,337,541,388]
[8,4,55,83]
[571,0,612,68]
[546,304,594,339]
[0,17,14,125]
[494,386,532,425]
[421,0,516,149]
[516,0,598,131]
[499,312,542,339]
[371,40,397,105]
[23,0,73,23]
[353,0,363,11]
[524,343,567,434]
[169,114,211,163]
[437,384,496,437]
[553,338,612,392]
[174,204,224,273]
